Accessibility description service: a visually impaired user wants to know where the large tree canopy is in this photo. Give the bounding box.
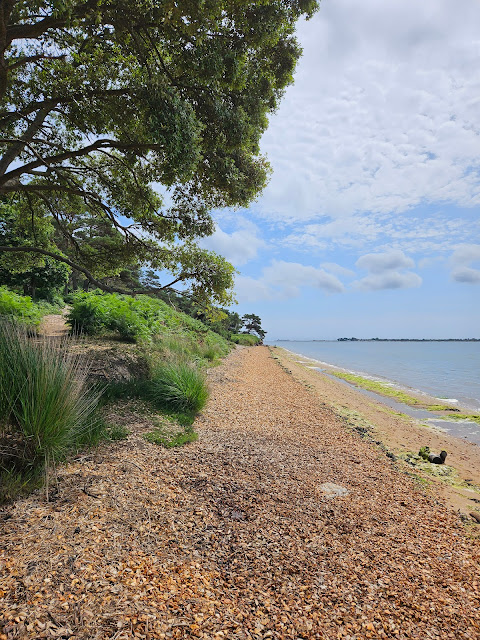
[0,0,318,305]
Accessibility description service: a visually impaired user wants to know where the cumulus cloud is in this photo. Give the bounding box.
[354,249,422,290]
[262,261,345,296]
[200,220,265,266]
[356,249,414,274]
[235,260,344,302]
[450,243,480,284]
[451,243,480,265]
[234,276,273,303]
[354,271,422,291]
[451,267,480,284]
[320,262,355,277]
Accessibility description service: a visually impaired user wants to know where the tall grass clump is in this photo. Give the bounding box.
[148,360,209,413]
[0,321,103,502]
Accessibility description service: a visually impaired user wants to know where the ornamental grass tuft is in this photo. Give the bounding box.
[148,359,209,413]
[0,320,103,502]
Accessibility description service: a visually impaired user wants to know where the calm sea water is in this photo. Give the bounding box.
[272,341,480,412]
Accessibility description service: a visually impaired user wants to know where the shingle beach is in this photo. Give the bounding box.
[1,346,479,639]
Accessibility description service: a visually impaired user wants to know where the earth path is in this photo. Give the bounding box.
[1,346,479,639]
[38,312,69,338]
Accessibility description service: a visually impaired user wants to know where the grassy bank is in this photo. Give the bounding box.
[0,289,245,503]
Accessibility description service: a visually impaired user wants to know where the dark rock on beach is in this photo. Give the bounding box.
[428,450,448,464]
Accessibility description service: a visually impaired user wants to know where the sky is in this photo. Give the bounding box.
[201,0,480,340]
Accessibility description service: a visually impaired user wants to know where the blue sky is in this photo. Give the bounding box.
[201,0,480,340]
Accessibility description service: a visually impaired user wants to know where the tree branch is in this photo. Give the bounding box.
[5,0,98,44]
[6,16,66,42]
[0,89,130,127]
[0,138,164,184]
[0,245,187,295]
[0,106,54,175]
[8,53,66,71]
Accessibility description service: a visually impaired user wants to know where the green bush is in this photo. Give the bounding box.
[0,287,43,328]
[157,334,227,363]
[66,292,113,335]
[199,344,220,361]
[148,360,209,413]
[0,321,103,502]
[105,424,130,441]
[231,333,260,346]
[67,291,233,355]
[67,291,199,342]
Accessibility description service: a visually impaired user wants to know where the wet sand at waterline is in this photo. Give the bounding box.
[273,346,480,516]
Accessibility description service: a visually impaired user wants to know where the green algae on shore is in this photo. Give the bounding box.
[329,371,459,412]
[447,413,480,425]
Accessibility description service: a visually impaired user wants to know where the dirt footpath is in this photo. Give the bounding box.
[1,346,479,639]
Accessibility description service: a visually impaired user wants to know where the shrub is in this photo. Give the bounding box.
[0,287,43,328]
[0,321,103,502]
[231,333,260,346]
[66,291,233,353]
[66,292,111,335]
[148,360,209,413]
[199,344,220,361]
[67,292,170,341]
[105,424,130,441]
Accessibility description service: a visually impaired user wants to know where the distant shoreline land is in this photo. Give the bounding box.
[275,338,480,342]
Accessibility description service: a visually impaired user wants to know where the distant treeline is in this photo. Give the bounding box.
[275,338,480,342]
[336,338,480,342]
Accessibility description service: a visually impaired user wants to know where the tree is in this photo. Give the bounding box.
[242,313,266,340]
[0,196,70,299]
[0,0,318,306]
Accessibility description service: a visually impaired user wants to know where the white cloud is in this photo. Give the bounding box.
[262,260,345,296]
[354,271,422,291]
[200,219,265,266]
[449,243,480,284]
[279,211,479,255]
[356,249,414,274]
[451,267,480,284]
[235,260,344,302]
[354,249,422,290]
[451,243,480,265]
[320,262,355,277]
[254,0,480,242]
[234,276,273,303]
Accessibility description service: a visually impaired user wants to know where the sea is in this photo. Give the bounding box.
[271,340,480,413]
